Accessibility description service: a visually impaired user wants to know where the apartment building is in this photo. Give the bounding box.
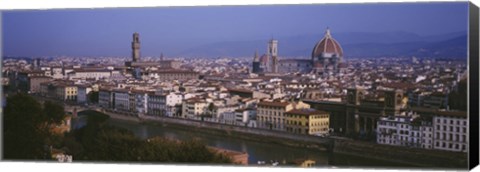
[285,108,330,136]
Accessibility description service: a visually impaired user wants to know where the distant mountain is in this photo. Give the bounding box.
[175,40,266,58]
[174,31,467,59]
[341,41,429,58]
[406,35,467,59]
[336,35,467,58]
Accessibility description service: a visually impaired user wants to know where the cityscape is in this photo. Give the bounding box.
[1,2,471,169]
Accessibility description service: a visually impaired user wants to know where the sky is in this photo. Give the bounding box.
[2,2,469,57]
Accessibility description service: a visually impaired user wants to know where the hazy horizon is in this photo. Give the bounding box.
[3,2,469,57]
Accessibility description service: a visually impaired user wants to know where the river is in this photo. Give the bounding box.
[103,117,414,168]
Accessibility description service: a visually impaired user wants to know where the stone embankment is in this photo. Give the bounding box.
[140,115,333,151]
[333,139,467,168]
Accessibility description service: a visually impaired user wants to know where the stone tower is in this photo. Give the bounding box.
[271,56,278,73]
[268,39,278,73]
[33,58,41,70]
[132,32,141,62]
[268,39,278,57]
[384,89,404,110]
[252,50,261,73]
[347,87,364,105]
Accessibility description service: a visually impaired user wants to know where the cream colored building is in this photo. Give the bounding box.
[67,69,112,80]
[182,97,208,119]
[285,108,330,135]
[56,84,78,101]
[257,100,310,131]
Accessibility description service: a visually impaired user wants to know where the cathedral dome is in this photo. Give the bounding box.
[259,54,269,64]
[311,28,343,59]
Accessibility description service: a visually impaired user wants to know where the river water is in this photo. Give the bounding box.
[103,117,414,168]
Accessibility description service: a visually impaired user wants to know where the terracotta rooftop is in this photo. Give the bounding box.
[151,70,198,74]
[286,108,328,116]
[258,101,291,107]
[411,107,466,118]
[228,88,253,94]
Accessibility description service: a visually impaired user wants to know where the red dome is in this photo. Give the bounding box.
[312,29,343,58]
[259,54,269,64]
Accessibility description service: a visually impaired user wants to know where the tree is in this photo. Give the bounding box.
[4,94,71,160]
[43,101,66,125]
[448,79,467,111]
[3,93,49,159]
[207,103,216,118]
[88,91,99,103]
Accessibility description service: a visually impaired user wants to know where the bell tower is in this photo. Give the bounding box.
[268,39,278,73]
[132,32,141,62]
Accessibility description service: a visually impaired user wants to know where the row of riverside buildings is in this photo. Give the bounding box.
[97,84,332,136]
[376,109,468,152]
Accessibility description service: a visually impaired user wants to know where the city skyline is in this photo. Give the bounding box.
[2,1,474,169]
[3,2,468,57]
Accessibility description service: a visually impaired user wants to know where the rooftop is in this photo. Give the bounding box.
[285,108,327,116]
[258,101,291,107]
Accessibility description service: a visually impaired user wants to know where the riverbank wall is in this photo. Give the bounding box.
[140,116,333,151]
[102,112,467,168]
[332,139,468,169]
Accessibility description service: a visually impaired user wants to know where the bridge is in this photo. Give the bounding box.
[31,95,100,117]
[64,105,102,118]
